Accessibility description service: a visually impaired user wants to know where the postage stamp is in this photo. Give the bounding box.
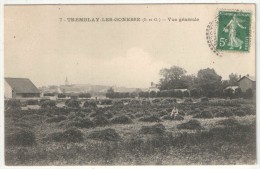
[217,11,251,52]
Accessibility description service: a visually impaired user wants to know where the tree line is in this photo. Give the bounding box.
[106,65,254,99]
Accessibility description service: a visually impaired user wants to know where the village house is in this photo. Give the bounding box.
[237,75,256,92]
[148,82,160,93]
[4,77,40,99]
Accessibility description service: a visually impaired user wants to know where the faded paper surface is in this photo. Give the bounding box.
[4,4,255,87]
[3,4,256,166]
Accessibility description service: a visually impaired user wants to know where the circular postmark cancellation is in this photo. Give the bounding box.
[206,9,252,57]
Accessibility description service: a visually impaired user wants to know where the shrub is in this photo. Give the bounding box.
[87,128,121,141]
[177,120,202,130]
[65,99,81,108]
[233,110,247,117]
[45,128,84,143]
[40,100,56,108]
[160,115,174,120]
[214,109,234,117]
[46,115,67,123]
[193,110,213,119]
[100,99,113,105]
[63,128,84,142]
[6,129,36,146]
[104,112,113,119]
[26,99,39,105]
[184,98,192,103]
[200,97,209,102]
[5,99,21,109]
[138,115,162,122]
[216,118,240,127]
[174,114,184,120]
[243,88,253,99]
[92,115,110,127]
[139,124,166,135]
[79,93,91,98]
[58,94,66,98]
[83,100,97,108]
[110,115,133,124]
[69,118,95,129]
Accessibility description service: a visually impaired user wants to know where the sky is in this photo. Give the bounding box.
[4,4,256,88]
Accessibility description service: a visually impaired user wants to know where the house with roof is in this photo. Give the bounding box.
[237,75,256,92]
[4,77,40,99]
[148,82,160,93]
[224,86,240,93]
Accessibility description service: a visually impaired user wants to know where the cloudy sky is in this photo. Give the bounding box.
[4,4,255,88]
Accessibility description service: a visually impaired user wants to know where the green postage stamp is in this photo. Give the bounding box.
[217,11,251,52]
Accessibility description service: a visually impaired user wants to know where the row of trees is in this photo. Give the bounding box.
[106,65,254,99]
[159,66,242,97]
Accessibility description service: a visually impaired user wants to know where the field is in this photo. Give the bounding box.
[5,98,256,165]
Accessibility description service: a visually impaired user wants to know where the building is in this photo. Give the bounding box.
[148,82,160,93]
[237,75,256,92]
[4,77,40,99]
[224,86,239,93]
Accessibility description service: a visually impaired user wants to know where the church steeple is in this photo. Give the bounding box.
[65,77,69,86]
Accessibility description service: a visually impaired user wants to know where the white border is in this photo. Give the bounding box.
[0,1,259,169]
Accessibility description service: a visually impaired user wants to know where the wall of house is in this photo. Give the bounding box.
[239,78,254,92]
[4,81,13,99]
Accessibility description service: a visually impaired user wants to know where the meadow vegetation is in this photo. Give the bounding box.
[5,98,256,165]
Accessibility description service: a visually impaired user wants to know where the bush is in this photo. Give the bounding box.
[26,99,39,105]
[5,99,21,109]
[200,97,209,102]
[79,93,91,98]
[214,109,234,117]
[138,115,162,122]
[193,110,213,119]
[45,128,84,143]
[177,120,202,130]
[65,99,81,108]
[139,124,166,135]
[92,115,110,127]
[46,115,67,123]
[174,114,184,120]
[110,115,133,124]
[243,88,253,99]
[100,99,113,105]
[69,118,95,129]
[40,100,56,108]
[184,98,192,103]
[87,128,121,141]
[233,110,247,117]
[160,115,174,120]
[6,129,36,146]
[83,100,97,108]
[58,94,66,98]
[216,118,240,127]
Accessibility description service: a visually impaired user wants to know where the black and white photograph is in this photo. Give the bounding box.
[2,3,257,166]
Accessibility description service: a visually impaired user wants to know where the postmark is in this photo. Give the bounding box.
[216,11,251,52]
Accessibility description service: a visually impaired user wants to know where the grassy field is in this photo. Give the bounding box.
[5,98,256,165]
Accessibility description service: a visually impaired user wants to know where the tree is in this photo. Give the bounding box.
[197,68,222,97]
[223,88,234,99]
[228,73,239,86]
[159,65,190,90]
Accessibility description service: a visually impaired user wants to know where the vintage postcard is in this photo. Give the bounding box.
[3,4,256,166]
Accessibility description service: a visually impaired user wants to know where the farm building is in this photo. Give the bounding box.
[148,82,160,92]
[4,77,40,99]
[224,86,239,93]
[237,75,256,92]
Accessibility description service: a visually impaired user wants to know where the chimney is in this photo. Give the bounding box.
[247,74,249,77]
[151,82,154,87]
[239,75,241,79]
